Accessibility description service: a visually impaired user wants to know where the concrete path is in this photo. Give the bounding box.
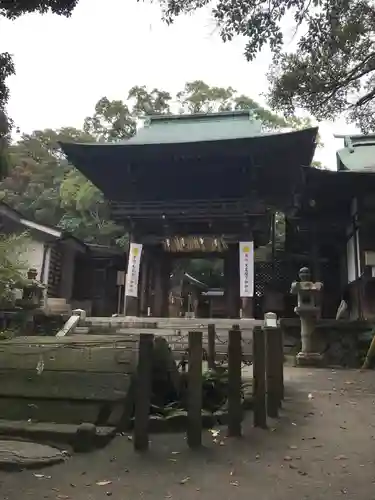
[1,367,375,499]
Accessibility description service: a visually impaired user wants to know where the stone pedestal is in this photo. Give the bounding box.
[295,306,324,366]
[291,267,324,367]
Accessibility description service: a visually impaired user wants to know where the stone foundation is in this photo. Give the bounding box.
[281,318,373,367]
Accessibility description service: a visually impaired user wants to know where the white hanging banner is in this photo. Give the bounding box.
[239,241,254,297]
[125,243,143,297]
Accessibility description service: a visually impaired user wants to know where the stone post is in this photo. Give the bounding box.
[17,268,46,336]
[291,267,323,366]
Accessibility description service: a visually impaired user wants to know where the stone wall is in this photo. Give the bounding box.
[280,318,374,368]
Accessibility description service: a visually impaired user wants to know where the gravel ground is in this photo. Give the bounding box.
[1,367,375,500]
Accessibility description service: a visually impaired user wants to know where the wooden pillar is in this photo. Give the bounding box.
[207,323,216,370]
[161,253,171,317]
[133,333,154,451]
[310,221,320,281]
[224,244,240,318]
[227,324,242,437]
[153,246,170,317]
[139,246,150,316]
[253,326,267,428]
[265,323,283,418]
[187,330,203,448]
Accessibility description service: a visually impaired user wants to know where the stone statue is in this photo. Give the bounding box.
[291,267,323,366]
[16,268,45,311]
[14,268,46,336]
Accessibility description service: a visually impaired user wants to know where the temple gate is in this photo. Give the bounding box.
[61,111,318,319]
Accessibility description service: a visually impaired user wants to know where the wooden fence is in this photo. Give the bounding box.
[133,320,284,451]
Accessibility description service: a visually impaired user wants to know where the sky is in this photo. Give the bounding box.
[0,0,359,169]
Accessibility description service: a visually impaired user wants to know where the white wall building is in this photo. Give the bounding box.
[0,202,86,308]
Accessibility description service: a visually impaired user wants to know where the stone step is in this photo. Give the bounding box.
[0,420,116,450]
[74,326,90,335]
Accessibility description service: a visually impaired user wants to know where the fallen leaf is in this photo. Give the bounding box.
[334,455,347,460]
[96,481,112,486]
[180,477,190,485]
[230,481,239,486]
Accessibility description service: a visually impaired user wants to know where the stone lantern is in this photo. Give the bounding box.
[291,267,323,366]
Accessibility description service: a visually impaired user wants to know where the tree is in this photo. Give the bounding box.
[0,1,79,180]
[83,98,136,142]
[0,127,124,245]
[128,86,172,116]
[152,0,375,131]
[0,232,30,307]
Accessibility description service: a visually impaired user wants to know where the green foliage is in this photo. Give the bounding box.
[152,0,375,131]
[176,80,297,131]
[83,97,136,142]
[0,1,78,19]
[0,232,29,306]
[128,86,172,116]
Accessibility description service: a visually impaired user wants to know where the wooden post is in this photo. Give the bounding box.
[207,323,216,370]
[133,333,154,451]
[187,330,203,449]
[276,325,284,402]
[252,326,267,428]
[227,324,242,437]
[265,313,282,418]
[153,246,170,317]
[139,246,150,316]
